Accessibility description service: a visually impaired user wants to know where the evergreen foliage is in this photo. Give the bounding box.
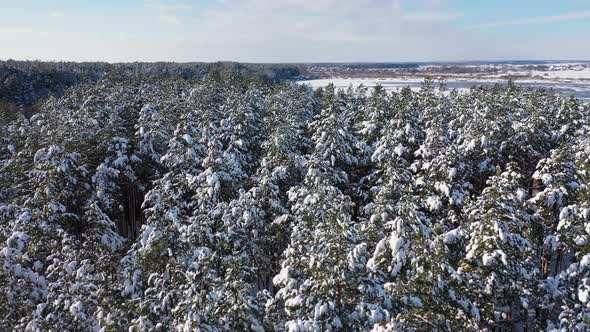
[1,73,589,330]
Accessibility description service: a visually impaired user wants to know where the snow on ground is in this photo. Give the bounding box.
[470,64,590,82]
[298,77,429,92]
[298,77,472,94]
[528,67,590,80]
[498,66,590,81]
[297,77,590,100]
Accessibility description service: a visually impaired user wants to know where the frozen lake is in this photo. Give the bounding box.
[297,77,590,100]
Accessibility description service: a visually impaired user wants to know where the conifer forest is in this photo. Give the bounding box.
[1,63,590,331]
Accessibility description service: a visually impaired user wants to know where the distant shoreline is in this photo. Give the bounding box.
[299,61,590,84]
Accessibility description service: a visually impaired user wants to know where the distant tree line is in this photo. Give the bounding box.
[0,60,302,120]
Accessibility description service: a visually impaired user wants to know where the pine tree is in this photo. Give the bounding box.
[356,85,389,147]
[273,165,359,331]
[459,163,538,330]
[308,84,358,187]
[120,110,208,330]
[543,132,590,330]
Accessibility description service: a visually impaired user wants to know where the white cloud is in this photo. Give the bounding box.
[0,28,184,62]
[172,0,479,62]
[403,11,462,22]
[159,3,192,11]
[159,14,182,25]
[3,0,589,62]
[146,0,191,25]
[471,10,590,29]
[146,1,192,12]
[50,10,64,18]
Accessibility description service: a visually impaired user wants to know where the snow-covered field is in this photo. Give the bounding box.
[299,77,433,92]
[300,62,590,100]
[298,77,590,100]
[416,62,590,82]
[502,66,590,81]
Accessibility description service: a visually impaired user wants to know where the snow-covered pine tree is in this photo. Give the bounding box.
[531,146,580,279]
[120,110,208,330]
[307,83,359,188]
[273,162,359,331]
[356,84,389,148]
[135,103,171,164]
[459,162,538,330]
[3,145,99,330]
[542,131,590,330]
[218,87,265,187]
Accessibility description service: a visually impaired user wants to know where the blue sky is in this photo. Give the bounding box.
[1,0,589,62]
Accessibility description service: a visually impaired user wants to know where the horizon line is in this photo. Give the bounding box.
[2,58,590,65]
